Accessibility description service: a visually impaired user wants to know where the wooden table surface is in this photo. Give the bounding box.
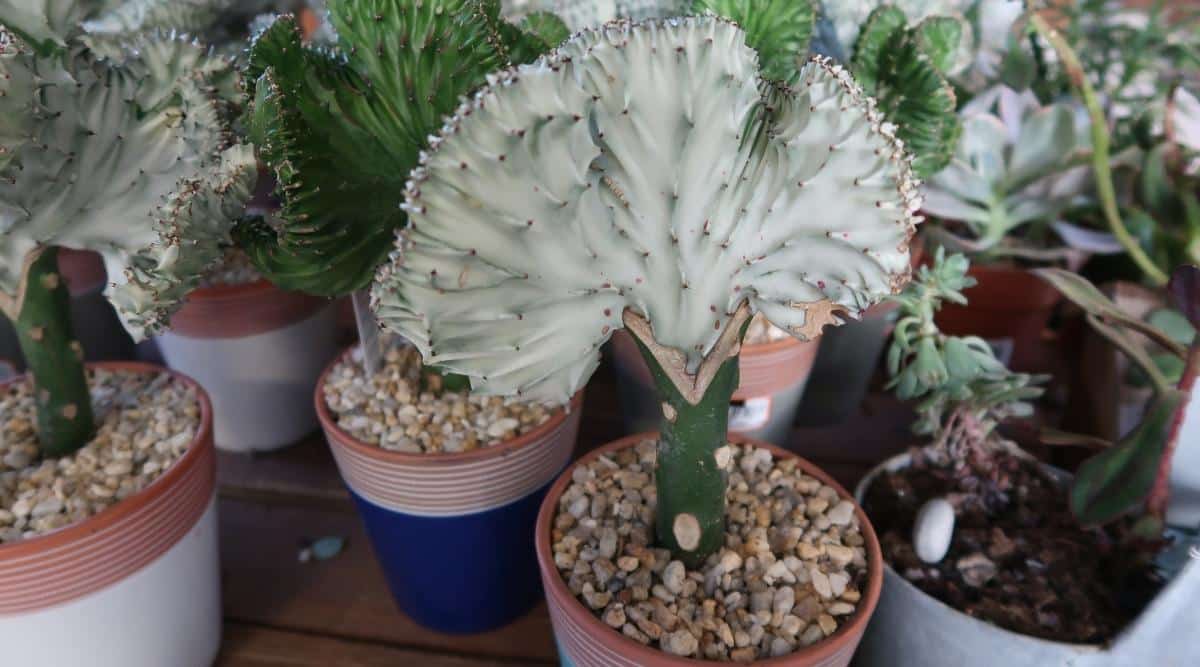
[213,360,915,666]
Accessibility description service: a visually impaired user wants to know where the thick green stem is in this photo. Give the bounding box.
[632,336,740,567]
[1030,14,1169,286]
[12,247,94,457]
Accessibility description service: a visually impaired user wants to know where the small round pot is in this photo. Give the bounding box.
[316,347,584,634]
[0,249,135,369]
[536,432,884,667]
[156,280,338,453]
[611,332,819,445]
[0,361,220,667]
[934,264,1060,372]
[852,450,1200,666]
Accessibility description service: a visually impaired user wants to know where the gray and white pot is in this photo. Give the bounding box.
[794,302,897,427]
[852,450,1200,666]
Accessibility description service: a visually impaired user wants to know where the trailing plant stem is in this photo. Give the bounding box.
[1147,343,1200,519]
[13,247,95,457]
[1030,14,1169,286]
[633,336,739,568]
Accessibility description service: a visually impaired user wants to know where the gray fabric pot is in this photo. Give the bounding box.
[853,451,1200,666]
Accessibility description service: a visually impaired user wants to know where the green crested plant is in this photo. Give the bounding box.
[0,3,257,456]
[235,0,568,298]
[921,84,1091,259]
[886,248,1046,469]
[513,0,818,85]
[848,4,964,177]
[373,17,921,564]
[1036,266,1199,534]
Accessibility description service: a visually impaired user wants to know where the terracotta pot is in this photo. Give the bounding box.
[934,264,1060,372]
[316,345,584,633]
[0,250,135,369]
[156,280,338,452]
[536,432,884,667]
[611,332,819,445]
[853,450,1200,666]
[0,362,220,667]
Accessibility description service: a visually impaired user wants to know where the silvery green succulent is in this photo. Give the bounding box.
[237,0,566,297]
[923,85,1091,255]
[0,4,256,455]
[374,16,920,561]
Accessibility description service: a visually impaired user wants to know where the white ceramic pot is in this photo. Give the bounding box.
[0,362,221,667]
[853,450,1200,666]
[1167,384,1200,528]
[156,280,338,453]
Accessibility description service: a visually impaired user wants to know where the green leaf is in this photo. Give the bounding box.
[849,5,905,95]
[912,16,962,74]
[1070,391,1184,526]
[692,0,816,84]
[1034,268,1188,360]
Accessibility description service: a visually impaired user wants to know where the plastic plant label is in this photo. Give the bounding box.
[729,397,772,431]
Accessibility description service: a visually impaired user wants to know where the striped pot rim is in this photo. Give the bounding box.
[536,433,884,667]
[316,345,584,517]
[612,332,819,401]
[0,362,215,615]
[169,279,331,339]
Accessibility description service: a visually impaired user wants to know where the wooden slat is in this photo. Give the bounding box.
[217,623,552,666]
[218,497,559,663]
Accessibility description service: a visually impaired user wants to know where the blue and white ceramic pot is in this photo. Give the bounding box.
[316,348,584,634]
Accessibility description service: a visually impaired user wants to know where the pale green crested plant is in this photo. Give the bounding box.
[374,17,921,562]
[0,2,256,456]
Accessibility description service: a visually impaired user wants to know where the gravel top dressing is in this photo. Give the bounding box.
[552,439,869,662]
[323,343,557,454]
[0,368,200,543]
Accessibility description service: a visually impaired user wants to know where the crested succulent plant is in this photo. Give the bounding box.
[0,4,256,456]
[236,0,567,297]
[848,5,963,178]
[373,17,920,562]
[922,84,1090,257]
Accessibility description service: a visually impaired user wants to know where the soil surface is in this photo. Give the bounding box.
[863,450,1160,644]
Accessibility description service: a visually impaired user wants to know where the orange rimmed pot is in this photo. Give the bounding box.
[155,279,338,453]
[0,249,135,369]
[0,361,220,667]
[934,264,1061,372]
[315,345,584,634]
[536,432,884,667]
[611,332,819,445]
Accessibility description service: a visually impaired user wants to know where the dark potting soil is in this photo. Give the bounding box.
[862,451,1162,644]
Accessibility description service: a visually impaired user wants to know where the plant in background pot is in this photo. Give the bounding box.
[0,2,256,663]
[240,0,583,633]
[855,252,1200,666]
[372,15,922,663]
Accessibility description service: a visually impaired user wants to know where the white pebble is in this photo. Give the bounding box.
[913,498,956,564]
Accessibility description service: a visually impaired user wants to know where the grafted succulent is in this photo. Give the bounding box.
[0,9,255,455]
[849,5,963,177]
[237,0,567,296]
[374,17,920,561]
[922,86,1090,256]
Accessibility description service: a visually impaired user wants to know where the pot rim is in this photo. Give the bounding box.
[852,448,1119,652]
[0,361,213,559]
[535,431,885,666]
[315,344,584,466]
